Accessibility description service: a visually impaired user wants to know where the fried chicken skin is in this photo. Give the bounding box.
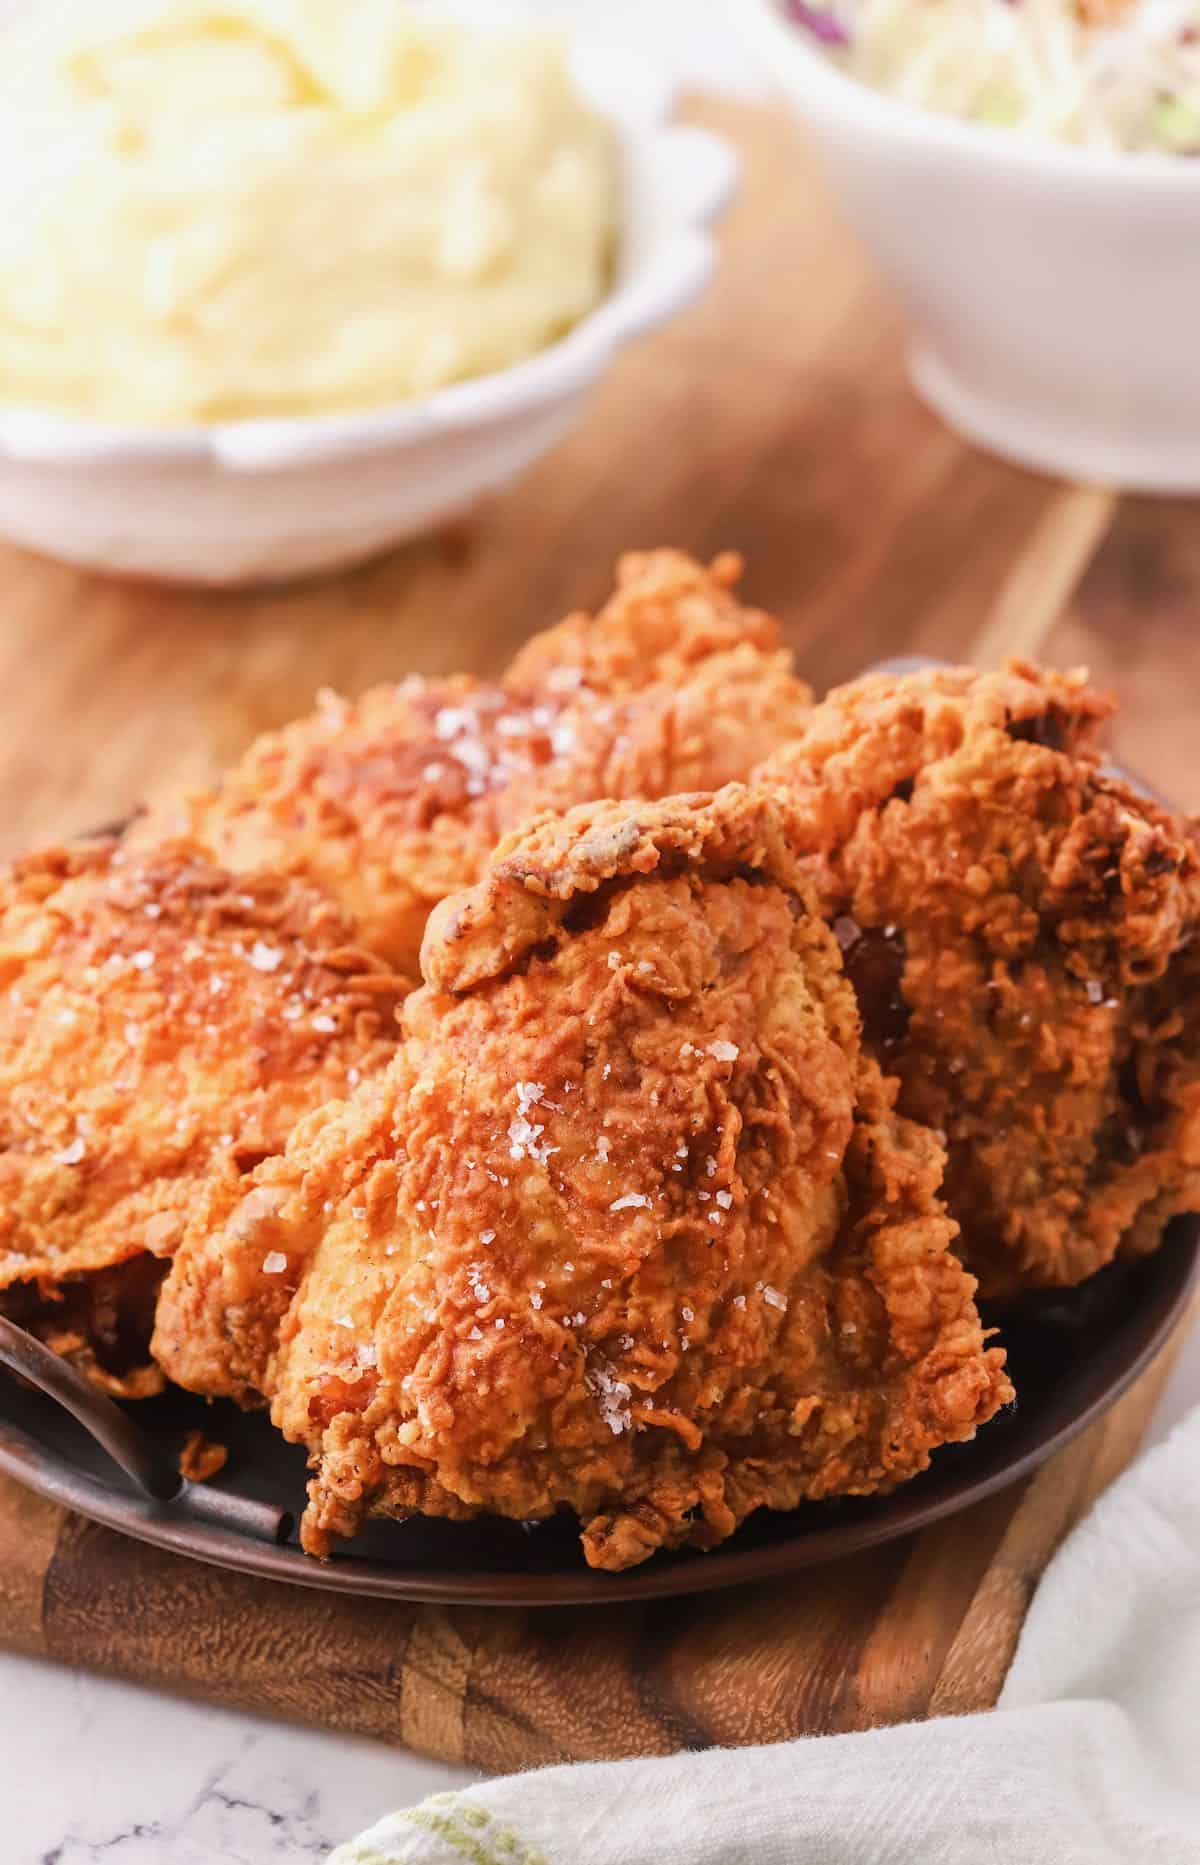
[159,788,1009,1569]
[504,547,790,702]
[132,552,811,975]
[0,837,403,1393]
[759,663,1200,1297]
[511,549,815,798]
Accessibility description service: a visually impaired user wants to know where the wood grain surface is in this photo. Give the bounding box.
[0,96,1196,1768]
[0,1321,1188,1769]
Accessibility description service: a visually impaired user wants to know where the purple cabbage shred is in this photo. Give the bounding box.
[784,1,853,47]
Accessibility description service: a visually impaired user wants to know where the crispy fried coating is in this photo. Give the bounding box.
[504,548,785,697]
[759,662,1200,1297]
[0,838,403,1392]
[179,1429,227,1483]
[132,552,811,975]
[159,789,1009,1569]
[759,661,1114,844]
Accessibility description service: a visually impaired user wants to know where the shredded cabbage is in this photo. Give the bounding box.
[782,0,1200,152]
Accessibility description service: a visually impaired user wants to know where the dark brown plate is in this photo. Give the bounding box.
[1,678,1193,1603]
[0,1222,1194,1605]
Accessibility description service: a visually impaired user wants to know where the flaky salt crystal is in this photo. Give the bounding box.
[585,1360,632,1435]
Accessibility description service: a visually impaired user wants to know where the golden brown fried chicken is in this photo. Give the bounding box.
[0,837,403,1394]
[759,662,1200,1297]
[157,789,1009,1569]
[132,552,811,975]
[504,547,785,699]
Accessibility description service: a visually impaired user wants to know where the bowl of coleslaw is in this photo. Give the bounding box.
[736,0,1200,491]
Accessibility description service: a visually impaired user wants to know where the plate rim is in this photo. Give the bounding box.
[2,703,1194,1607]
[1,1223,1194,1608]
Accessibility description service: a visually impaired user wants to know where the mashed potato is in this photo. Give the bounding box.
[0,1,618,423]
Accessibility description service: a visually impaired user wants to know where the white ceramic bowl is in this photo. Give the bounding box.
[737,0,1200,493]
[0,49,736,584]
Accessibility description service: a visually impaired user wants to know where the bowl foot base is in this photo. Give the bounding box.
[911,346,1200,496]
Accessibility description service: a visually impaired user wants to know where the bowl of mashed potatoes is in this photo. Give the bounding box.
[736,0,1200,492]
[0,1,736,581]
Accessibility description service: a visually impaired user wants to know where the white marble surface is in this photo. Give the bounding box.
[5,1657,472,1862]
[2,6,1198,1862]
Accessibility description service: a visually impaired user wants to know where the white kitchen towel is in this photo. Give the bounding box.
[328,1404,1200,1865]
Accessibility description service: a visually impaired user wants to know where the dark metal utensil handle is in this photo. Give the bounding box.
[0,1313,291,1545]
[0,1312,179,1499]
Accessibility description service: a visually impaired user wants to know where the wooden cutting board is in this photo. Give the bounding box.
[0,96,1196,1770]
[0,1328,1189,1769]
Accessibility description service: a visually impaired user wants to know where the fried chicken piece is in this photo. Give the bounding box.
[508,548,816,803]
[179,1430,228,1483]
[158,789,1009,1569]
[504,547,785,700]
[132,552,811,975]
[759,662,1200,1297]
[0,837,403,1393]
